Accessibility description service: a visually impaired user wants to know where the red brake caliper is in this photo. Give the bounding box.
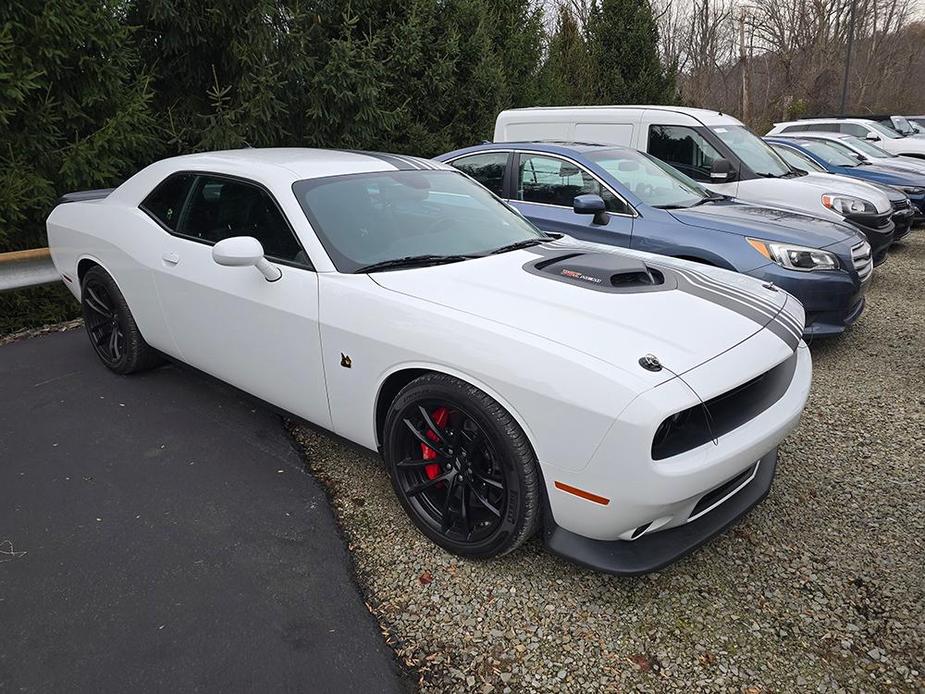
[421,406,449,480]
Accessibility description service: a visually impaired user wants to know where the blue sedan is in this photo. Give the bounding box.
[435,142,873,337]
[765,135,925,233]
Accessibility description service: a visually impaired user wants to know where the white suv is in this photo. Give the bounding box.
[767,118,925,158]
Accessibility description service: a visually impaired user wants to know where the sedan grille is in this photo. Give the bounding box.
[893,198,912,211]
[851,241,873,282]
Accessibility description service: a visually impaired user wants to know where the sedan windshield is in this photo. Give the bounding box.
[585,148,709,209]
[801,140,861,167]
[292,170,545,273]
[844,136,894,158]
[710,125,791,178]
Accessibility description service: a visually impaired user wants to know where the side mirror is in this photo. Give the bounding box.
[573,194,609,225]
[865,133,880,142]
[710,158,736,182]
[212,236,282,282]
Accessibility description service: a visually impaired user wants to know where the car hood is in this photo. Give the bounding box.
[848,164,925,186]
[371,240,802,383]
[667,201,861,250]
[865,158,925,177]
[718,173,893,214]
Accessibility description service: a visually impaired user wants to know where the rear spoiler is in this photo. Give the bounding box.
[57,188,115,205]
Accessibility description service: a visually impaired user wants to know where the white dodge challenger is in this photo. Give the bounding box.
[47,148,812,574]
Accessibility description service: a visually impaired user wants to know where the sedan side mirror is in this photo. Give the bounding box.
[710,158,736,182]
[573,194,609,225]
[212,236,282,282]
[865,133,881,142]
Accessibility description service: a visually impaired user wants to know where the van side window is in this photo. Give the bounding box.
[516,154,629,214]
[647,125,722,182]
[450,152,508,196]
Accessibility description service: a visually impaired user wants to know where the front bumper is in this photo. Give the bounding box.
[845,215,893,265]
[539,338,811,574]
[544,449,778,575]
[749,265,867,337]
[891,205,915,242]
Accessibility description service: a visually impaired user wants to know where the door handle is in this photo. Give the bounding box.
[161,252,180,266]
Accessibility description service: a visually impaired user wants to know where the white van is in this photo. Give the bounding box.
[494,106,894,238]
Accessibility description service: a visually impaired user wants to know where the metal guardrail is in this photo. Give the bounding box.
[0,248,59,292]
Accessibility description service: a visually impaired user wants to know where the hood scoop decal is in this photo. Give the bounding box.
[525,252,674,294]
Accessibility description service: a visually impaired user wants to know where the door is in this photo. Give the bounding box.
[508,152,634,247]
[148,172,332,428]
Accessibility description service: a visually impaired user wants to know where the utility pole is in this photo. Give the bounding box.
[739,6,750,125]
[840,0,857,115]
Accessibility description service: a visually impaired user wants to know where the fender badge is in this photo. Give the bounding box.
[340,353,352,368]
[638,354,662,372]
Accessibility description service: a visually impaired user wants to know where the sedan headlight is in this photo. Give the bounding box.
[898,186,925,195]
[821,193,877,216]
[747,238,839,271]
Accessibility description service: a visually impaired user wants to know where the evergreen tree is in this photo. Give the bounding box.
[0,1,155,251]
[539,3,593,105]
[585,0,677,105]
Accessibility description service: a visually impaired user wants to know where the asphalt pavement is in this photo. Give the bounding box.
[0,329,408,693]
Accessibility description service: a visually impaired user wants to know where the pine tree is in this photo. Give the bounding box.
[0,1,155,251]
[539,3,593,105]
[585,0,677,105]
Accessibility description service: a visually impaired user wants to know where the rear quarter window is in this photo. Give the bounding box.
[140,174,196,230]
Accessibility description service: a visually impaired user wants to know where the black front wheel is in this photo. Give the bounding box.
[80,266,162,374]
[383,373,541,558]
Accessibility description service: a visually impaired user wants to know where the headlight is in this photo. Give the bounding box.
[747,238,839,271]
[821,194,877,216]
[898,186,925,195]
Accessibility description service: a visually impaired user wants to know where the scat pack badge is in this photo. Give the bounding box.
[560,268,602,284]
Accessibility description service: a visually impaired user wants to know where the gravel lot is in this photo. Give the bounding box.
[292,231,924,693]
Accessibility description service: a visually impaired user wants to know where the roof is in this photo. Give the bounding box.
[498,105,743,127]
[435,141,630,162]
[160,147,452,180]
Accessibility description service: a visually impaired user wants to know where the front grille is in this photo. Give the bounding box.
[651,354,797,460]
[893,198,912,211]
[847,212,892,230]
[851,241,873,282]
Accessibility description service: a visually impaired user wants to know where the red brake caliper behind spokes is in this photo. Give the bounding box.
[421,406,449,480]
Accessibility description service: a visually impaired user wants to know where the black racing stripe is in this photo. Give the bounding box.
[671,266,804,341]
[338,149,418,170]
[671,271,779,329]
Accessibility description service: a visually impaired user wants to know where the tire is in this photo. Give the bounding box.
[80,266,162,374]
[383,373,541,559]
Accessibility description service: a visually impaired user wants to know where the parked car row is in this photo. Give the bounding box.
[43,103,919,577]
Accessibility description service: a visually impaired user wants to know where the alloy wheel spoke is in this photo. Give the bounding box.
[91,323,113,348]
[440,474,458,532]
[459,483,470,537]
[467,482,502,517]
[473,473,504,490]
[109,327,122,360]
[84,287,113,319]
[406,469,453,497]
[396,456,443,468]
[418,406,451,447]
[402,418,451,457]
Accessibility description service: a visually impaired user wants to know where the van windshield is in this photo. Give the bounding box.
[710,125,791,178]
[586,148,709,209]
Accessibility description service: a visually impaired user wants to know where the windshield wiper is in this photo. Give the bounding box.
[353,254,480,274]
[690,194,727,206]
[488,237,554,255]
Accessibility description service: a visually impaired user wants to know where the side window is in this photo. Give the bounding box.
[839,123,868,137]
[451,152,508,197]
[178,176,308,265]
[781,124,808,133]
[516,154,629,214]
[647,125,722,182]
[140,173,195,231]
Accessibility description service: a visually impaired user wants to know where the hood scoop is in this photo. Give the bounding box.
[525,252,673,294]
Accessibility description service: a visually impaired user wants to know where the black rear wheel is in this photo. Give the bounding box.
[383,373,541,558]
[81,266,162,374]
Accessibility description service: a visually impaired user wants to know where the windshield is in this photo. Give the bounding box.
[710,125,791,177]
[292,170,544,273]
[889,116,915,135]
[844,136,894,158]
[585,148,708,209]
[868,121,902,139]
[770,144,825,173]
[801,140,861,167]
